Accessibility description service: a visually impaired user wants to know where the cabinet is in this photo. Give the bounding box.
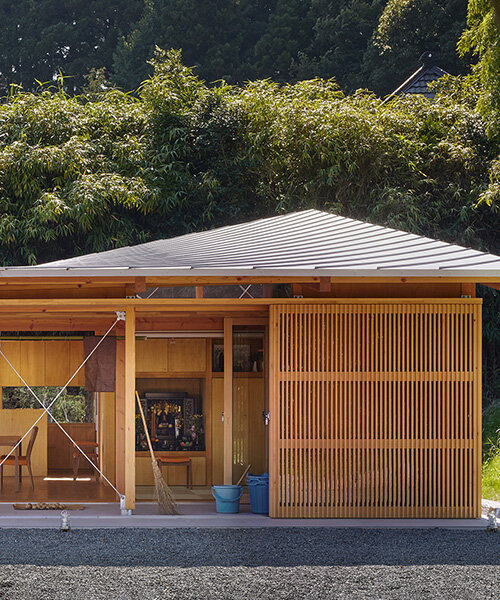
[136,339,206,373]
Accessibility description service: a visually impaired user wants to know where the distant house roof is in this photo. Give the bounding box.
[4,209,500,279]
[387,51,448,100]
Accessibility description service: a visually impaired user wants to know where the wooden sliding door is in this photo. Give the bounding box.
[269,300,482,518]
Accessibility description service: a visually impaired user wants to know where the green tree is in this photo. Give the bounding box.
[113,0,256,89]
[291,0,385,91]
[361,0,469,95]
[3,386,92,422]
[0,0,143,95]
[458,0,500,208]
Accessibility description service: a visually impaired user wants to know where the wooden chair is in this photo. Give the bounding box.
[72,441,99,480]
[157,457,192,488]
[0,427,38,491]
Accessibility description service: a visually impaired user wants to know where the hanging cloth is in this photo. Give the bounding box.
[84,335,116,392]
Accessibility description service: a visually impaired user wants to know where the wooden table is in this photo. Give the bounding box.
[0,435,21,492]
[157,457,192,489]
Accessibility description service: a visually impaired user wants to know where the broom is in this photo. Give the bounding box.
[136,391,178,515]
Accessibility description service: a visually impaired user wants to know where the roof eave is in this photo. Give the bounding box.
[1,267,500,279]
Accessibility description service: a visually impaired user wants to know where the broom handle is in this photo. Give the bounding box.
[135,391,156,460]
[236,464,252,487]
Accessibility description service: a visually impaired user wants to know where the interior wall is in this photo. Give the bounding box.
[0,409,47,476]
[0,340,85,478]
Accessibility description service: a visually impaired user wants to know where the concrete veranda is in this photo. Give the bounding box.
[0,501,490,529]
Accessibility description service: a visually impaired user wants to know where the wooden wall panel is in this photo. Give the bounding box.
[212,378,224,485]
[48,422,95,471]
[167,339,206,373]
[68,341,85,386]
[0,340,85,388]
[269,300,482,518]
[0,409,47,476]
[136,339,168,373]
[232,378,267,483]
[135,455,206,486]
[45,341,70,386]
[99,392,116,484]
[0,341,22,386]
[20,341,45,386]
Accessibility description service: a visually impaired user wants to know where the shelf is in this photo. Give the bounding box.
[136,372,207,378]
[136,451,206,457]
[212,372,264,378]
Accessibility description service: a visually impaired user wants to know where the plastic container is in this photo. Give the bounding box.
[247,472,269,514]
[211,484,243,513]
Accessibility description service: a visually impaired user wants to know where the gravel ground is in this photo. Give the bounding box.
[0,528,499,599]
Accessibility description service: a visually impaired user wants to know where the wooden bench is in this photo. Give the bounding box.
[156,457,192,488]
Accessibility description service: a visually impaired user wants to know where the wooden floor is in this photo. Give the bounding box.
[0,475,217,503]
[0,475,118,503]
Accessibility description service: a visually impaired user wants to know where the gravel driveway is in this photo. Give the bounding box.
[0,528,499,599]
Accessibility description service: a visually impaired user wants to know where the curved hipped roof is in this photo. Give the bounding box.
[2,210,500,279]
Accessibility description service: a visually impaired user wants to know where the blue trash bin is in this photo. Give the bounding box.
[211,485,243,513]
[247,472,269,514]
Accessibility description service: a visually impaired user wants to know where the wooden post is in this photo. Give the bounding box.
[115,340,125,495]
[223,317,233,484]
[124,307,136,510]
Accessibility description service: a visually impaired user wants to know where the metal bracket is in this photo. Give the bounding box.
[487,507,498,532]
[120,495,132,516]
[116,311,126,321]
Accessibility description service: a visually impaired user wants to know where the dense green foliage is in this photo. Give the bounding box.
[363,0,469,93]
[0,0,144,94]
[482,400,500,499]
[0,49,498,265]
[3,386,92,422]
[0,0,473,95]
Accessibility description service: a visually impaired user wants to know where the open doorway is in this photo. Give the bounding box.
[0,386,116,502]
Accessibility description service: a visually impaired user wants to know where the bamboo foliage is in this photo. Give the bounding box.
[269,300,482,518]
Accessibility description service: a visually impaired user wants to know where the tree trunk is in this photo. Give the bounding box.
[491,0,500,30]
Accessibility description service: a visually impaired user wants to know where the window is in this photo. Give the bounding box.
[2,386,94,423]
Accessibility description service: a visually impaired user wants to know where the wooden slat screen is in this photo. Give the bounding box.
[269,300,482,518]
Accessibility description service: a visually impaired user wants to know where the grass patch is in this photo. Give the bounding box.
[482,400,500,500]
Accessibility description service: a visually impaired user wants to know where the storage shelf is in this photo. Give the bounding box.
[212,372,264,378]
[136,451,206,457]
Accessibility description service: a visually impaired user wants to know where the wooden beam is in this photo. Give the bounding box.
[135,277,147,294]
[0,275,500,289]
[461,283,476,297]
[124,307,136,510]
[0,297,484,317]
[223,317,233,485]
[196,286,204,299]
[319,277,331,293]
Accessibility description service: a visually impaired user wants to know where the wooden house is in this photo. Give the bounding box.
[0,209,499,518]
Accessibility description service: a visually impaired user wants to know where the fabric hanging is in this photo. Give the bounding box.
[84,335,116,392]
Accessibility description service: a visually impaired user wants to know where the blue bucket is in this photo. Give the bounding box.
[247,473,269,514]
[211,485,243,513]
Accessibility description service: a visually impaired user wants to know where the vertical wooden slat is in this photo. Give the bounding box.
[269,299,480,518]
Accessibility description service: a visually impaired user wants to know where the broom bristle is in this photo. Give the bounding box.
[152,460,179,515]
